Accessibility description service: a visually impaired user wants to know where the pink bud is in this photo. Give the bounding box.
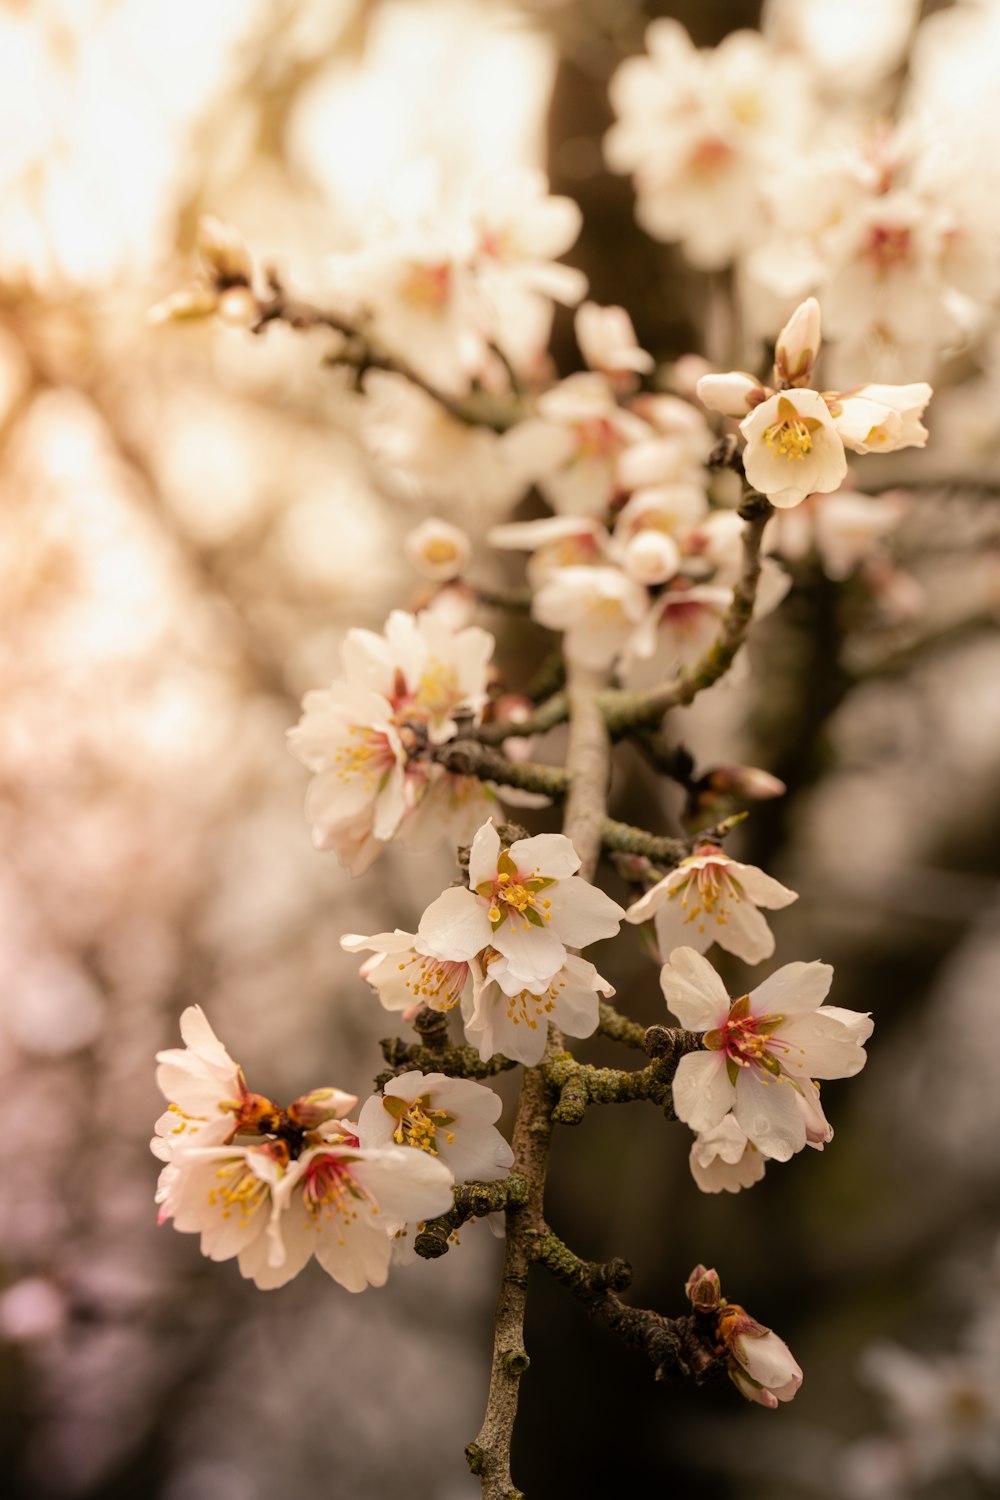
[685,1264,722,1311]
[705,764,787,801]
[287,1086,360,1129]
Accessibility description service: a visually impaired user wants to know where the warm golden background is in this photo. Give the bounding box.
[2,3,1000,1497]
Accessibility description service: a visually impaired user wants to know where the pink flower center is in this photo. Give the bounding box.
[865,224,912,271]
[301,1153,376,1235]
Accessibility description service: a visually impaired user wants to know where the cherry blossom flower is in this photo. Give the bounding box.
[719,1304,804,1407]
[506,373,653,518]
[462,952,615,1066]
[404,518,471,582]
[689,1081,832,1193]
[357,1072,514,1183]
[625,843,798,965]
[153,1006,352,1161]
[487,514,611,588]
[689,1114,766,1195]
[341,928,473,1016]
[575,300,654,386]
[741,389,848,509]
[417,819,624,997]
[155,1141,292,1289]
[288,610,494,873]
[272,1132,455,1293]
[662,946,872,1161]
[532,564,649,670]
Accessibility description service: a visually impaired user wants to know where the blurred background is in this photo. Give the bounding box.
[2,1,1000,1497]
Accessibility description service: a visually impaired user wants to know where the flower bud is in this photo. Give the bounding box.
[696,371,768,418]
[621,528,680,585]
[719,1303,803,1406]
[404,518,471,582]
[216,285,260,328]
[775,297,821,386]
[685,1264,722,1311]
[197,215,253,287]
[287,1086,360,1130]
[704,764,787,801]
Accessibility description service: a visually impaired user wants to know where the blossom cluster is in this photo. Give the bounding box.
[153,1007,512,1291]
[607,12,1000,385]
[345,818,624,1066]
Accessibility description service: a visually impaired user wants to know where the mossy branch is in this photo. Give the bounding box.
[414,1175,530,1260]
[434,740,568,799]
[543,1032,703,1125]
[529,1227,726,1386]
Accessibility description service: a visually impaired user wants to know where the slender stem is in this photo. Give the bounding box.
[434,741,568,800]
[468,664,612,1498]
[473,693,569,746]
[253,281,520,432]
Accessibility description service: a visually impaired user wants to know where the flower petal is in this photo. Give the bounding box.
[659,947,731,1030]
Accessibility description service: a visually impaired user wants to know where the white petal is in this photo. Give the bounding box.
[417,887,492,962]
[725,863,798,910]
[778,1009,871,1079]
[467,819,501,888]
[671,1051,733,1133]
[749,961,833,1018]
[544,877,624,946]
[659,947,730,1030]
[509,832,581,880]
[733,1072,806,1162]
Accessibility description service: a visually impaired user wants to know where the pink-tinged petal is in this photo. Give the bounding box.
[725,863,798,910]
[749,961,833,1018]
[733,1072,806,1162]
[340,929,416,955]
[817,1005,875,1043]
[417,887,492,962]
[467,819,501,889]
[777,1010,871,1079]
[713,899,776,966]
[659,947,730,1031]
[509,832,581,880]
[671,1050,733,1133]
[544,877,625,946]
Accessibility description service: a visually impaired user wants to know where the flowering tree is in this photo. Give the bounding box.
[147,149,937,1500]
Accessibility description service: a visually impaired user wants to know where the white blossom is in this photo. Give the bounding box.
[740,389,848,509]
[417,819,624,998]
[625,843,798,965]
[462,952,615,1066]
[357,1072,514,1183]
[532,564,649,670]
[341,929,473,1016]
[662,946,872,1161]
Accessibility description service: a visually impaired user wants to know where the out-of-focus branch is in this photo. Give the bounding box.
[254,276,521,433]
[433,740,568,800]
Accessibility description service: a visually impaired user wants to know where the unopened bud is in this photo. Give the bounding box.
[696,371,768,418]
[621,529,680,586]
[704,764,787,801]
[685,1264,722,1311]
[216,285,260,328]
[719,1304,803,1407]
[287,1086,360,1129]
[404,518,471,582]
[147,284,218,325]
[197,215,253,287]
[775,297,821,386]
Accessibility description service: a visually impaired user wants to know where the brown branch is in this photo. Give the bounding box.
[543,1034,703,1126]
[527,1228,725,1386]
[253,279,521,433]
[414,1175,530,1260]
[473,693,569,746]
[433,740,568,800]
[469,661,613,1499]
